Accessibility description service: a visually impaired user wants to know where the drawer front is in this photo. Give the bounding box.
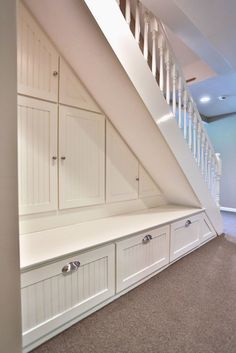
[21,244,115,349]
[200,213,216,243]
[170,214,201,262]
[116,225,170,293]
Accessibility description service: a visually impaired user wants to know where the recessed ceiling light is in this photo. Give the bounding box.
[218,96,227,100]
[200,96,211,103]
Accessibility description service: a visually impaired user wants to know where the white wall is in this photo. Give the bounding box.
[0,1,22,352]
[206,114,236,210]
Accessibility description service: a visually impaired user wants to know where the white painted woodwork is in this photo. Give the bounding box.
[106,121,138,203]
[170,214,201,262]
[21,244,115,349]
[18,96,58,215]
[116,225,170,292]
[17,3,59,101]
[59,58,101,113]
[59,105,105,209]
[135,1,141,43]
[139,165,161,198]
[200,214,215,243]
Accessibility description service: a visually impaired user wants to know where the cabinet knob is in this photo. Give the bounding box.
[62,261,80,274]
[136,177,139,181]
[52,156,57,160]
[185,220,192,227]
[53,70,58,77]
[61,156,66,160]
[142,234,152,244]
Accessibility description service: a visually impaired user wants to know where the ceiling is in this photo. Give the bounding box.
[142,0,236,118]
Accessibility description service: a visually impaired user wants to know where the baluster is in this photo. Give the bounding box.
[215,153,222,205]
[207,153,212,189]
[197,120,201,167]
[183,90,187,139]
[172,64,177,117]
[201,134,205,175]
[151,18,158,77]
[143,12,149,61]
[192,112,197,160]
[135,1,141,44]
[188,101,193,150]
[178,76,182,128]
[158,34,164,91]
[125,0,131,27]
[204,142,209,183]
[165,49,170,104]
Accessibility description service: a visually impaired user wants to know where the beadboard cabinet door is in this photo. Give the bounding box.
[59,105,105,209]
[17,3,59,102]
[18,96,58,215]
[139,165,162,198]
[59,58,101,113]
[21,244,115,351]
[106,122,139,203]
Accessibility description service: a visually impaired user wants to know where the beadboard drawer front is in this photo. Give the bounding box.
[200,213,216,243]
[21,244,115,349]
[170,214,202,262]
[116,226,170,293]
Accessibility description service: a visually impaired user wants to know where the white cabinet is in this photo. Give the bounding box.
[21,244,115,350]
[18,96,58,215]
[59,58,101,113]
[170,214,202,262]
[116,225,170,292]
[17,3,59,102]
[139,165,161,198]
[106,122,139,203]
[59,105,105,209]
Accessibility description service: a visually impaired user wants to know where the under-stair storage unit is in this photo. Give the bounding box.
[59,105,105,209]
[116,225,170,292]
[18,96,58,215]
[21,244,115,351]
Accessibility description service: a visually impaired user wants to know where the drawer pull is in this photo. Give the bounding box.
[185,220,192,227]
[62,261,80,274]
[142,234,152,244]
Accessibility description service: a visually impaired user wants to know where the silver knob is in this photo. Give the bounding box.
[62,261,80,274]
[185,220,192,227]
[61,156,66,160]
[148,234,152,240]
[53,70,58,76]
[52,156,57,160]
[142,235,150,244]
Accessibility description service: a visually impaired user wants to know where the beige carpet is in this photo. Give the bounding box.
[32,214,236,353]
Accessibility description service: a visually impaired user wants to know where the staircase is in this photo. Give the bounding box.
[25,0,223,234]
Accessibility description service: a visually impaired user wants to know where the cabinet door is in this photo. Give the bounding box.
[139,165,161,198]
[17,3,59,101]
[116,226,170,292]
[18,96,58,215]
[21,244,115,349]
[59,105,105,209]
[59,58,101,113]
[170,214,202,262]
[106,122,139,203]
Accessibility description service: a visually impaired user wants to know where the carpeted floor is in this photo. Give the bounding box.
[32,212,236,353]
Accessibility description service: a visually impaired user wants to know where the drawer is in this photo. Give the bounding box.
[200,213,216,243]
[21,244,115,350]
[170,214,201,262]
[116,225,170,293]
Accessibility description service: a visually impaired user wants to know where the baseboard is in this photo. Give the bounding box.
[220,207,236,213]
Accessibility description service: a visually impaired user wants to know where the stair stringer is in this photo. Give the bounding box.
[24,0,222,234]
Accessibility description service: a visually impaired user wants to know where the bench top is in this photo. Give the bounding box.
[20,205,204,270]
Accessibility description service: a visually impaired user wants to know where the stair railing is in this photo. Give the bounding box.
[116,0,221,205]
